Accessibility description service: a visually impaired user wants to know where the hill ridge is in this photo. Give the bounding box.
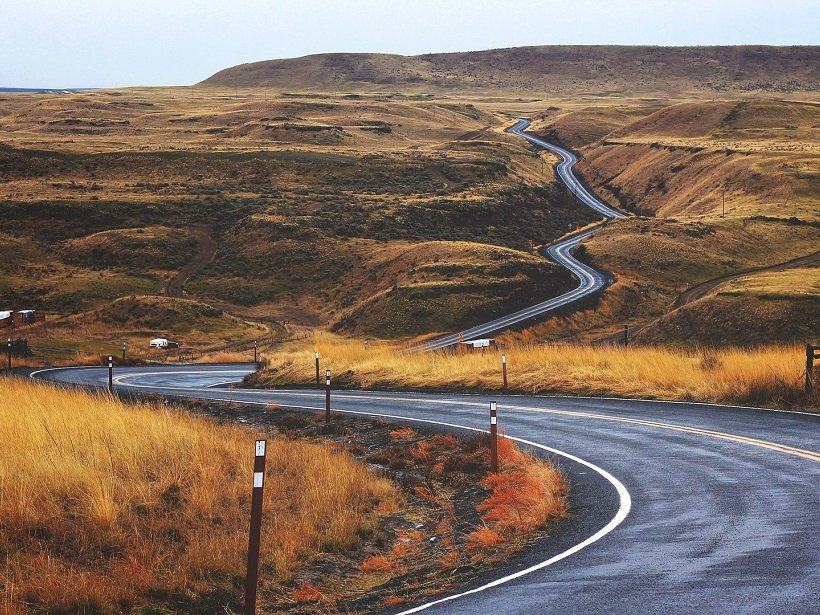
[202,45,820,97]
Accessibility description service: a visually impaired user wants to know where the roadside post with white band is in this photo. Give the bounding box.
[325,369,332,422]
[315,351,320,388]
[107,356,113,393]
[244,439,267,615]
[502,353,508,394]
[490,401,498,473]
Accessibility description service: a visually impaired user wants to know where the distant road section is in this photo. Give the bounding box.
[419,119,624,351]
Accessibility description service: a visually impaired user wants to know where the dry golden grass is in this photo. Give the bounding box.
[0,378,398,614]
[191,351,255,364]
[719,267,820,299]
[256,335,818,409]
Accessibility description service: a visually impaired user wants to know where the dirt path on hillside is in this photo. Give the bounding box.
[594,249,820,346]
[673,250,820,308]
[164,225,217,298]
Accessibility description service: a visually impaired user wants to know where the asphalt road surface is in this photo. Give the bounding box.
[420,120,624,351]
[31,364,820,614]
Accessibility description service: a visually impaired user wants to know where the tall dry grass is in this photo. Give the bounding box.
[256,335,817,409]
[0,378,398,614]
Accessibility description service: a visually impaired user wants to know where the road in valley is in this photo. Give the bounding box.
[420,120,624,351]
[30,364,820,615]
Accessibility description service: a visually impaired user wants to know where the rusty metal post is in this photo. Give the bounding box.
[325,369,331,422]
[107,356,113,393]
[315,351,320,388]
[490,401,498,473]
[502,354,508,394]
[244,440,267,615]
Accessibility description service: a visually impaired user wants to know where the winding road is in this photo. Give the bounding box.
[421,120,624,351]
[30,364,820,614]
[24,124,820,614]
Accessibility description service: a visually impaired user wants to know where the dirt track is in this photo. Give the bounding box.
[673,250,820,308]
[164,225,217,298]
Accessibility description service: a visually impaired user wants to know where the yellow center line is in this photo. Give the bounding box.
[503,403,820,463]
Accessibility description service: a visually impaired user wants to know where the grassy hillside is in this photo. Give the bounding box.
[0,87,597,349]
[0,378,398,614]
[202,46,819,98]
[515,99,820,346]
[2,64,817,350]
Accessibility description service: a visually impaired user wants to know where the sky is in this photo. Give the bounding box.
[2,0,818,88]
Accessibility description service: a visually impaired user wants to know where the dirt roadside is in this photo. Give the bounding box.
[174,399,568,614]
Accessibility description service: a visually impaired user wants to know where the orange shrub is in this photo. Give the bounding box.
[465,527,503,551]
[290,584,323,602]
[390,426,416,439]
[359,555,394,573]
[479,464,567,540]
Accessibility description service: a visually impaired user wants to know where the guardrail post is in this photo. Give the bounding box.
[501,354,508,394]
[315,351,320,388]
[325,369,332,423]
[490,401,498,473]
[244,439,267,615]
[107,356,113,393]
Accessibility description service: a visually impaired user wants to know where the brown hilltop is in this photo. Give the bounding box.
[201,45,819,97]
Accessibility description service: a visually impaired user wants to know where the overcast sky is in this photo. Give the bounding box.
[2,0,818,88]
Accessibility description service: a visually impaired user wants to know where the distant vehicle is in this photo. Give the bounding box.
[460,338,496,349]
[17,310,35,324]
[149,338,180,349]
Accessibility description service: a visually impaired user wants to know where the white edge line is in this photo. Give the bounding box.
[31,366,818,418]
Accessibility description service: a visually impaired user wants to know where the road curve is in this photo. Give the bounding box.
[30,364,820,614]
[420,120,624,351]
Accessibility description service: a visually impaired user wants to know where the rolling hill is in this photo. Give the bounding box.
[202,46,819,98]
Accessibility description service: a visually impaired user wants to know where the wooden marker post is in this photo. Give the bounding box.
[244,440,267,615]
[6,338,11,371]
[325,369,332,422]
[253,340,258,364]
[806,344,820,394]
[502,354,508,394]
[107,356,113,393]
[315,352,320,388]
[489,401,499,473]
[623,324,629,347]
[122,342,127,363]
